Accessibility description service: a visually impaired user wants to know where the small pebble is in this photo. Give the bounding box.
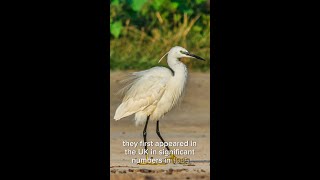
[166,168,173,175]
[140,169,151,173]
[110,169,116,173]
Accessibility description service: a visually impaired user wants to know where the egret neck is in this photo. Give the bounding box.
[167,53,188,78]
[167,53,188,104]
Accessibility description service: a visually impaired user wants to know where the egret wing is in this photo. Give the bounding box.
[114,67,172,120]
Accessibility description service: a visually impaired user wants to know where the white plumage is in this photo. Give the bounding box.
[114,46,205,126]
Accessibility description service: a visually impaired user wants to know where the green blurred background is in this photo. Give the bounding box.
[110,0,210,71]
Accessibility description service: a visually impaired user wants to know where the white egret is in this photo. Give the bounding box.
[114,46,205,164]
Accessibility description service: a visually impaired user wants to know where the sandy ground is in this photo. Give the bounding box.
[110,71,210,180]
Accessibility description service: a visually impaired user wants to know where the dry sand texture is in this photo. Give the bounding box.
[110,71,210,180]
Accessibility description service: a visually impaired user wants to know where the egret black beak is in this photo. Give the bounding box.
[185,52,205,61]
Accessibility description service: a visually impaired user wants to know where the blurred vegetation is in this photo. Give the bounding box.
[110,0,210,72]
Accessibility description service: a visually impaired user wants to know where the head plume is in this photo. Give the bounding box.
[158,51,168,63]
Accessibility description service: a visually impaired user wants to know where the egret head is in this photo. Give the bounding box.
[158,46,205,63]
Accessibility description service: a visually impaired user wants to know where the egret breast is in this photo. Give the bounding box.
[150,66,187,121]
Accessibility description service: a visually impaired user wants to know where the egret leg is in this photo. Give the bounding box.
[138,117,166,165]
[143,116,149,160]
[156,120,188,165]
[156,120,170,151]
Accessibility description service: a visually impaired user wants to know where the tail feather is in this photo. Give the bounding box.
[114,103,148,127]
[114,103,135,120]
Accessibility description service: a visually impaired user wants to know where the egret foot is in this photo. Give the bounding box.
[165,154,189,164]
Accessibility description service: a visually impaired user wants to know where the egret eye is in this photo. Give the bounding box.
[180,50,187,55]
